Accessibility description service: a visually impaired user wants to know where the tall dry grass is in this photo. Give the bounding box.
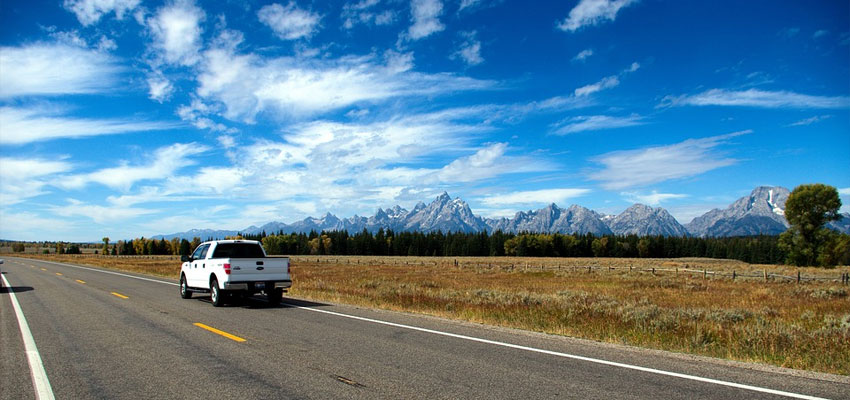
[10,254,849,374]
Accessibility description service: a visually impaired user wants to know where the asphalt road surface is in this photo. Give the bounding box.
[1,257,847,400]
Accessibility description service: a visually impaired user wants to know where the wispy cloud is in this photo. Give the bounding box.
[574,62,639,97]
[480,188,592,208]
[551,114,643,135]
[812,29,828,39]
[661,89,850,109]
[50,199,158,225]
[452,31,483,66]
[572,48,593,62]
[258,2,322,40]
[621,190,688,206]
[60,142,210,191]
[0,42,122,98]
[0,105,177,145]
[589,130,750,190]
[407,0,444,40]
[787,115,832,126]
[558,0,637,32]
[64,0,140,26]
[196,35,493,121]
[341,0,394,29]
[0,157,74,205]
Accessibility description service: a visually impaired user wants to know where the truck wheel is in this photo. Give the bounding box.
[267,288,282,306]
[210,278,224,307]
[180,274,192,299]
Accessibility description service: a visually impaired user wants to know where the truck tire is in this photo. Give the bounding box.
[210,277,224,307]
[267,288,282,306]
[180,274,192,299]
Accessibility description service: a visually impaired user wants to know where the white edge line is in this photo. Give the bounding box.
[28,259,178,286]
[14,258,829,400]
[291,306,829,400]
[2,273,56,400]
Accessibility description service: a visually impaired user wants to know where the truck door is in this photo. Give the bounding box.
[188,243,210,287]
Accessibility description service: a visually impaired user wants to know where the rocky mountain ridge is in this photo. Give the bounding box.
[154,187,850,240]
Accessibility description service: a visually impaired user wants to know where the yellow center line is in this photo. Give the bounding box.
[193,323,247,342]
[55,273,63,276]
[40,268,47,271]
[111,292,129,299]
[76,280,86,284]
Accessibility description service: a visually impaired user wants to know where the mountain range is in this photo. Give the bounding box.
[154,186,850,240]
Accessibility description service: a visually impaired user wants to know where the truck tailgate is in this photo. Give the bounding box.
[228,258,289,281]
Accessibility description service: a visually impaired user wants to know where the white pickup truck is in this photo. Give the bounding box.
[179,240,291,307]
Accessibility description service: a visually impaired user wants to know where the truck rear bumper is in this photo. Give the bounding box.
[223,280,292,291]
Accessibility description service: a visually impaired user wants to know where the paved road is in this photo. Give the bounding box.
[1,257,847,400]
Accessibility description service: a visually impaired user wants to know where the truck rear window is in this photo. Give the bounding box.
[212,243,265,258]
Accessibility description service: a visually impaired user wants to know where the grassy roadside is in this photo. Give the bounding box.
[8,253,849,375]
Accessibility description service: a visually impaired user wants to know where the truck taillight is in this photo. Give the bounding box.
[224,263,231,275]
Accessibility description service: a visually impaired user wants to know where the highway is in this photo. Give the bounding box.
[1,257,847,400]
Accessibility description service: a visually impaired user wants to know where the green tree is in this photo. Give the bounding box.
[779,184,842,267]
[102,237,110,255]
[591,237,609,257]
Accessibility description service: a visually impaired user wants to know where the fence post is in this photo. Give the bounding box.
[703,269,707,280]
[763,269,768,282]
[651,267,655,275]
[675,267,678,277]
[797,270,801,284]
[732,270,736,281]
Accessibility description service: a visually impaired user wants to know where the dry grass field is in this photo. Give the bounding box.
[8,253,850,375]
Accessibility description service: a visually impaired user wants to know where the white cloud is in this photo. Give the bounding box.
[589,130,750,190]
[838,187,850,196]
[787,115,832,126]
[147,0,205,66]
[258,2,321,40]
[458,0,482,12]
[432,143,545,183]
[147,72,174,102]
[621,190,688,206]
[551,114,643,135]
[812,29,828,39]
[0,43,121,98]
[196,37,493,121]
[573,48,593,62]
[50,199,157,225]
[779,27,800,38]
[0,157,74,205]
[452,31,483,65]
[64,0,140,25]
[661,89,850,109]
[408,0,445,40]
[558,0,636,32]
[341,0,395,29]
[176,99,234,132]
[0,210,75,242]
[60,143,210,191]
[575,76,619,97]
[574,62,638,97]
[0,105,177,145]
[480,188,592,208]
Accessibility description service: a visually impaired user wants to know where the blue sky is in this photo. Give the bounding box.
[1,0,848,242]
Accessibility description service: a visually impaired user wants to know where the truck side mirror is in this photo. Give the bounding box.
[181,255,191,262]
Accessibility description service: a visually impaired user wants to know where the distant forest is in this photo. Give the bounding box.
[90,230,790,265]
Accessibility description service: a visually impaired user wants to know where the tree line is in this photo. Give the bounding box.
[252,230,801,265]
